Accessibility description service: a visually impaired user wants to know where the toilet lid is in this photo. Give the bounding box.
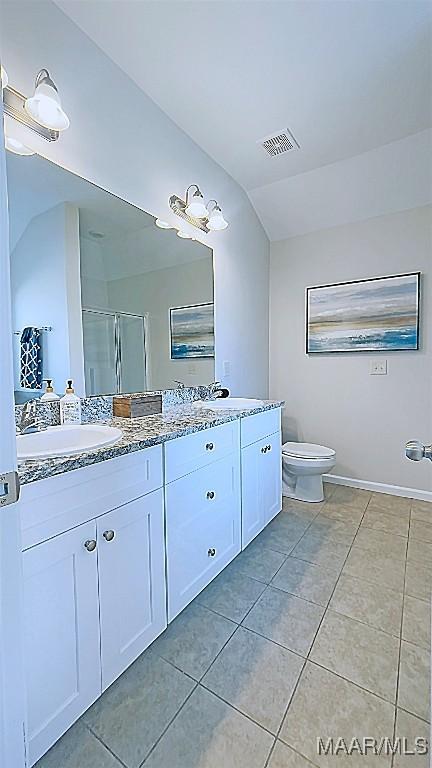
[282,441,335,459]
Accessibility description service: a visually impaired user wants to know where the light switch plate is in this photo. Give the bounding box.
[370,359,388,375]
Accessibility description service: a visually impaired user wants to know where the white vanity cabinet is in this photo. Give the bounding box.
[20,407,282,766]
[164,421,241,621]
[20,448,166,767]
[241,408,282,548]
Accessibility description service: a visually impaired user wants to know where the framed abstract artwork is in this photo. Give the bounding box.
[306,272,420,353]
[170,302,215,359]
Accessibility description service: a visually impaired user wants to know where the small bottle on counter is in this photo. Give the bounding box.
[40,379,60,402]
[60,380,82,425]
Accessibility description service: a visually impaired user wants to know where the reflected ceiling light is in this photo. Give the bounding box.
[5,135,35,156]
[155,218,173,229]
[177,230,192,239]
[184,184,207,219]
[25,69,70,132]
[1,66,8,90]
[206,200,229,231]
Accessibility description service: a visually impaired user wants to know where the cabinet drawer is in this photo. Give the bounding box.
[20,445,163,550]
[241,407,281,448]
[164,420,240,483]
[166,455,241,620]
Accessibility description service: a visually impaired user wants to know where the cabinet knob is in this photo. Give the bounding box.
[267,444,272,452]
[206,491,216,500]
[206,442,214,451]
[84,539,97,552]
[103,530,116,542]
[208,547,216,557]
[261,446,267,454]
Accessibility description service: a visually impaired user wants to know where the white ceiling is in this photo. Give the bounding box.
[56,0,432,239]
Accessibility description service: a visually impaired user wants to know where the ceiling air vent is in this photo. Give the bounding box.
[258,128,300,157]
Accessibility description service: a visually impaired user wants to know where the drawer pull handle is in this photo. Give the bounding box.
[103,530,116,542]
[208,547,217,557]
[84,539,97,552]
[206,442,215,451]
[206,491,216,500]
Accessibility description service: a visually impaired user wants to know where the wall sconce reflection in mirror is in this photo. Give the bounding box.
[2,66,70,156]
[169,184,229,233]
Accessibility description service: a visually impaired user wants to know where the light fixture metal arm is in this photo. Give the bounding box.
[185,184,201,204]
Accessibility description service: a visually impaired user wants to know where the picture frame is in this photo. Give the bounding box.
[170,302,215,359]
[306,272,420,354]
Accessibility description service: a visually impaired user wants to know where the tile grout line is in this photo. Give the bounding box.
[264,489,372,767]
[83,722,129,768]
[391,499,412,768]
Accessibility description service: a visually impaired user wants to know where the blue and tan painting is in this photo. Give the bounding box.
[307,274,419,352]
[170,303,215,359]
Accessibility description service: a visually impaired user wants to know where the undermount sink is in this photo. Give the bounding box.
[193,398,264,410]
[17,424,123,460]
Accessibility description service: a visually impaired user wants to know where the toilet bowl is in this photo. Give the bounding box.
[282,442,336,502]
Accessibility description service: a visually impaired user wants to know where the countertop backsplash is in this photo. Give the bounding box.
[14,386,216,429]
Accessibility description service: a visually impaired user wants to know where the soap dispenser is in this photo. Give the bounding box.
[60,380,82,425]
[40,379,60,402]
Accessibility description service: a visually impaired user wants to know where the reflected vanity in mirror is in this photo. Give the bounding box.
[6,154,214,403]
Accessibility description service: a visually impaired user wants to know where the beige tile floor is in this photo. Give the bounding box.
[36,485,431,768]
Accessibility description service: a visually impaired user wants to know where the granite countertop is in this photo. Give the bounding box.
[18,400,284,485]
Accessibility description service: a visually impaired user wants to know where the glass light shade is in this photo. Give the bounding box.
[185,193,207,219]
[155,219,173,229]
[1,66,8,89]
[207,207,228,231]
[177,230,192,239]
[25,81,70,131]
[5,135,35,156]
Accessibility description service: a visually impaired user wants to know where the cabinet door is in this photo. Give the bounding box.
[241,431,282,549]
[241,440,265,548]
[166,455,241,621]
[23,521,101,767]
[97,489,166,690]
[262,431,282,526]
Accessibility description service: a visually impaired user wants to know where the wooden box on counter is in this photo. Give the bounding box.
[113,394,162,418]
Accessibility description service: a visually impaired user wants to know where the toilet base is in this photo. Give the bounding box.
[282,461,329,503]
[282,473,324,503]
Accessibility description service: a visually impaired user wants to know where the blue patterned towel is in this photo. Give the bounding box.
[20,327,43,389]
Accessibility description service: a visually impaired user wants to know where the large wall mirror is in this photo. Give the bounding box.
[6,154,215,403]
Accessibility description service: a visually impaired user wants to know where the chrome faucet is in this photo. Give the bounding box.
[208,381,224,398]
[17,400,46,435]
[173,380,186,389]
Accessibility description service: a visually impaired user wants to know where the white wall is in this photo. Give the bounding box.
[107,258,214,390]
[10,203,84,396]
[1,0,270,398]
[270,206,432,493]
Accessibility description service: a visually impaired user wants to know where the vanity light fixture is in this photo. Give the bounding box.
[25,69,70,132]
[169,184,229,233]
[206,200,229,231]
[4,135,35,156]
[155,218,173,229]
[184,184,207,219]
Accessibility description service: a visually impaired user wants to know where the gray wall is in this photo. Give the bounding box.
[270,206,432,493]
[1,0,270,398]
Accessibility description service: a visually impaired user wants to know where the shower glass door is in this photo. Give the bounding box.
[82,309,147,396]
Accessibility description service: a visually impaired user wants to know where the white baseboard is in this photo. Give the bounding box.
[323,473,432,503]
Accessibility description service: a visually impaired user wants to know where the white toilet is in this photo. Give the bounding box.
[282,442,336,502]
